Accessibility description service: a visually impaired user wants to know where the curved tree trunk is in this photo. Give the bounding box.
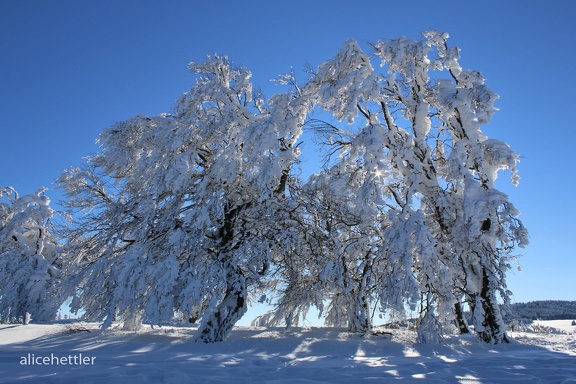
[197,265,247,343]
[196,200,250,343]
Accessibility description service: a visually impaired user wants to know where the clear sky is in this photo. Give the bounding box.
[1,0,575,308]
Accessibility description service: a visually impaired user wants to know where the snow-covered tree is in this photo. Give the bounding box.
[0,187,63,323]
[257,123,404,333]
[253,169,383,332]
[58,55,312,342]
[283,31,528,343]
[55,32,527,345]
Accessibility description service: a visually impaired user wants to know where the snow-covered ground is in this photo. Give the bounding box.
[1,320,575,383]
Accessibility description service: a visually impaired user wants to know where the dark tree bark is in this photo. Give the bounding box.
[197,203,249,343]
[474,268,509,344]
[454,301,470,334]
[197,263,247,343]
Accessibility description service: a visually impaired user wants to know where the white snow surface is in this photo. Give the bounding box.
[1,320,575,383]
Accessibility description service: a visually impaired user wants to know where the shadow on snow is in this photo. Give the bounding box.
[0,323,574,383]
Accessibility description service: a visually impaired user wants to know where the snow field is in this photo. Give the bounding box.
[1,320,575,383]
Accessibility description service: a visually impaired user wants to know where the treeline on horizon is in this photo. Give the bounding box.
[509,300,576,321]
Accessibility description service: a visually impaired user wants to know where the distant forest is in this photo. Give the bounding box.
[508,301,576,321]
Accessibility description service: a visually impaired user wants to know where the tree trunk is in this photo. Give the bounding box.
[197,266,247,343]
[23,312,31,325]
[196,201,249,343]
[348,254,372,333]
[454,301,470,334]
[122,309,143,331]
[348,290,371,333]
[475,268,509,344]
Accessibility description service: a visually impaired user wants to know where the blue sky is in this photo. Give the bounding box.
[1,0,575,307]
